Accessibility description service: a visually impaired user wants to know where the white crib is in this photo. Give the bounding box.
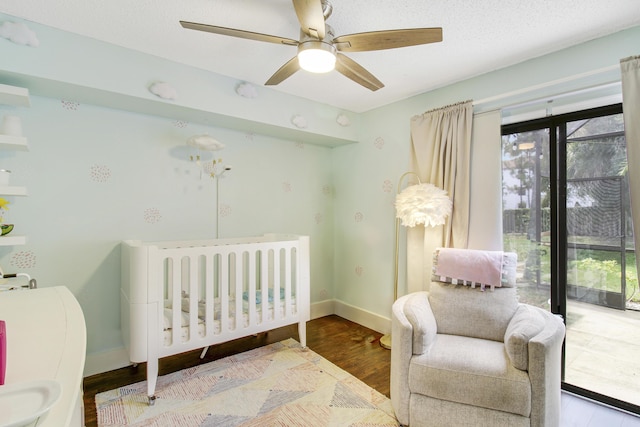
[120,234,310,404]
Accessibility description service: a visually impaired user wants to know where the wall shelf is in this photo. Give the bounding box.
[0,134,29,151]
[0,83,30,107]
[0,235,26,246]
[0,83,30,246]
[0,186,27,196]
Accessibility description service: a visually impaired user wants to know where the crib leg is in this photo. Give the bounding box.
[200,346,209,359]
[147,357,159,405]
[298,321,307,348]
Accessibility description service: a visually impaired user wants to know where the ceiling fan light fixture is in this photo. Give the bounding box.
[297,41,336,73]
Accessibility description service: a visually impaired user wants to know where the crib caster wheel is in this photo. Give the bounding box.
[148,395,157,406]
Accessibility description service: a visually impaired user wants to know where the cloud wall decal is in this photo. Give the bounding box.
[0,21,39,47]
[149,81,177,100]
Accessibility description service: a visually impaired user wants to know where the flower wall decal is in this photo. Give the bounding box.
[90,164,111,183]
[144,207,162,224]
[11,251,36,269]
[374,137,385,150]
[61,100,79,110]
[219,204,232,217]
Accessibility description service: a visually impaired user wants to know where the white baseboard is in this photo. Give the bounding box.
[333,300,391,335]
[310,298,335,319]
[84,299,391,377]
[84,347,131,378]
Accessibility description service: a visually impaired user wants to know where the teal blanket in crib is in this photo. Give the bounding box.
[242,288,287,304]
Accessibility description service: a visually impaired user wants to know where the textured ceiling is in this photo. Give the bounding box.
[1,0,639,112]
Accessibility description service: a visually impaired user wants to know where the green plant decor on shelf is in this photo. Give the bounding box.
[0,197,13,236]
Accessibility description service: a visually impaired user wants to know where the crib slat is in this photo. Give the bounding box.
[205,253,214,338]
[171,257,181,346]
[220,251,229,334]
[188,254,198,342]
[234,250,243,331]
[247,249,256,327]
[273,247,281,321]
[284,245,292,318]
[260,249,267,324]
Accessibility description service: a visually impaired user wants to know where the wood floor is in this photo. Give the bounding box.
[82,315,390,427]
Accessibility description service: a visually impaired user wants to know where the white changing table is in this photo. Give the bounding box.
[0,286,86,426]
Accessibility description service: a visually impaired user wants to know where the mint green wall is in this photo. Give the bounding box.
[0,96,334,354]
[331,26,640,319]
[1,12,638,362]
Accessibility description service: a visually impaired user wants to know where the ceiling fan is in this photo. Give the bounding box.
[180,0,442,91]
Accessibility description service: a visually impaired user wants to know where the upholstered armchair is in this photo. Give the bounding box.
[390,249,566,427]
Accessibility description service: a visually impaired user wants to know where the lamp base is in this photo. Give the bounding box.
[379,334,392,349]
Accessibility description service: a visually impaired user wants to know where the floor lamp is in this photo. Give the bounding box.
[379,172,452,350]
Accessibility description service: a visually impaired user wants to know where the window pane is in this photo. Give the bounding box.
[502,128,550,310]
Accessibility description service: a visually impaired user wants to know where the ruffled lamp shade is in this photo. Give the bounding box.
[395,183,452,227]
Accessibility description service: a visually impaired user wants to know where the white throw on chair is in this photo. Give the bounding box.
[390,248,565,427]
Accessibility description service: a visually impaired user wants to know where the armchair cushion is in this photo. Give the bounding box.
[409,334,532,417]
[504,304,546,371]
[428,282,519,342]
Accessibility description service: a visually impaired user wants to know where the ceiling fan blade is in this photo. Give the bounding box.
[333,28,442,52]
[292,0,326,39]
[180,21,299,46]
[335,53,384,92]
[265,56,301,86]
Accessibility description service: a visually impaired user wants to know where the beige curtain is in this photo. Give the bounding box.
[621,55,640,280]
[406,100,473,293]
[467,110,503,251]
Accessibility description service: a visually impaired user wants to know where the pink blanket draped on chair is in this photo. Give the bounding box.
[434,248,504,289]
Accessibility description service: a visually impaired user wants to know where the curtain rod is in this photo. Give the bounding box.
[472,64,619,109]
[415,99,473,118]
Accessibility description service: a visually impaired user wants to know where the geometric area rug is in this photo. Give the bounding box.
[95,338,400,426]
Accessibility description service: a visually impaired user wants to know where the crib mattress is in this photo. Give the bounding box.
[162,296,298,346]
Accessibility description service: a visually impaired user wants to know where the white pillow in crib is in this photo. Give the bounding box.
[163,308,190,330]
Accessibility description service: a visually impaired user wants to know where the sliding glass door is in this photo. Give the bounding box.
[502,104,640,413]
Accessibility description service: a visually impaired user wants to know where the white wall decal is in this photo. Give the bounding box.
[336,113,351,127]
[235,82,258,98]
[0,21,39,47]
[291,115,308,129]
[149,82,177,100]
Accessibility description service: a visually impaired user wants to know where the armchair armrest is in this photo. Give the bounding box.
[528,308,566,427]
[390,292,436,426]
